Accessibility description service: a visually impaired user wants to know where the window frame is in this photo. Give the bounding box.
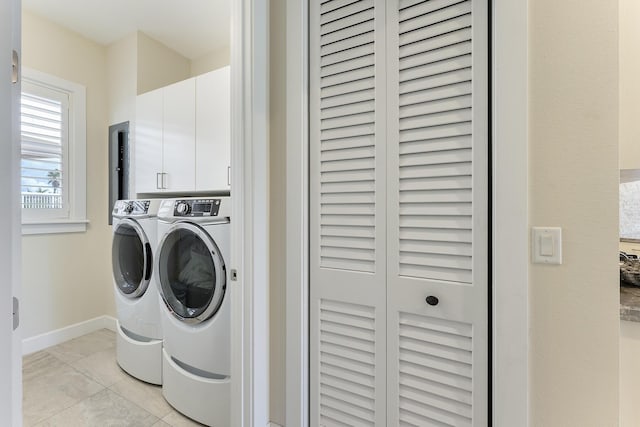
[21,68,87,235]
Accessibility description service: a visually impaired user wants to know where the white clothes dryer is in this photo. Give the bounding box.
[112,199,163,385]
[155,197,231,427]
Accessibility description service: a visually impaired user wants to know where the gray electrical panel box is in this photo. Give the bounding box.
[109,122,130,224]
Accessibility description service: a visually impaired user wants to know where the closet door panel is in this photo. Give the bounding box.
[310,0,388,425]
[386,1,488,426]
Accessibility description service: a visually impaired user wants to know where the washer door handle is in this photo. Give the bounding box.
[144,242,153,281]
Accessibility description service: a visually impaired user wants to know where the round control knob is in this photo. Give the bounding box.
[176,202,190,215]
[425,296,439,306]
[124,203,134,214]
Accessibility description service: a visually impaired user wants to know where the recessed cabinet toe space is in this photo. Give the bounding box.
[135,66,231,194]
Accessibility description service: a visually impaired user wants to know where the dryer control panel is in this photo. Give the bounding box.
[173,199,221,217]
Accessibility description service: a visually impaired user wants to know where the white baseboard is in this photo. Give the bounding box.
[22,315,118,356]
[268,423,283,427]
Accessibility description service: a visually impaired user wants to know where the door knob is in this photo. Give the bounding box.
[425,296,439,306]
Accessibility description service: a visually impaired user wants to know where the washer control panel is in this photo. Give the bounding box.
[113,200,151,216]
[173,199,221,217]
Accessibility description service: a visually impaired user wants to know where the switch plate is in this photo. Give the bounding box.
[532,227,562,264]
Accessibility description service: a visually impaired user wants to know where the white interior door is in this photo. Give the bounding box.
[385,0,488,425]
[310,0,488,425]
[1,0,23,424]
[309,0,387,424]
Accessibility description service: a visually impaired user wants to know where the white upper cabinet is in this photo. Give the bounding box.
[163,78,196,192]
[196,66,231,192]
[134,67,231,194]
[135,89,163,193]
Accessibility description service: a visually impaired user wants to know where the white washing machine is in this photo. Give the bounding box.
[155,197,230,427]
[112,199,163,385]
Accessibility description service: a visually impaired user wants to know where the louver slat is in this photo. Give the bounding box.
[322,1,372,25]
[319,300,376,427]
[319,0,377,273]
[396,0,473,281]
[398,312,473,426]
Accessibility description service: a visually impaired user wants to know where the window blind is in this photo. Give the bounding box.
[20,84,67,210]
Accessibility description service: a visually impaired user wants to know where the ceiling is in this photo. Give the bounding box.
[22,0,230,60]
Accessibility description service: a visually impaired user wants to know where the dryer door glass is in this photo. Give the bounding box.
[112,220,151,297]
[157,224,225,322]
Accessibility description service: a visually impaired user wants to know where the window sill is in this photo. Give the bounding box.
[22,219,90,235]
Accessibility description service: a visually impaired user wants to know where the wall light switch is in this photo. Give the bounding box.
[532,227,562,264]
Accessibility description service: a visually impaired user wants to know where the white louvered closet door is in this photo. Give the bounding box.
[310,0,488,426]
[386,0,488,426]
[310,0,388,425]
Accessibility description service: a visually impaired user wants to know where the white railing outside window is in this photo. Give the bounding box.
[21,193,63,210]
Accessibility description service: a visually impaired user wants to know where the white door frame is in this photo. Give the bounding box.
[0,0,274,424]
[284,0,529,426]
[1,0,22,425]
[230,0,270,426]
[491,0,529,424]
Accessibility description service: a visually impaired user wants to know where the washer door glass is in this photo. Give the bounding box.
[157,224,225,322]
[112,219,152,298]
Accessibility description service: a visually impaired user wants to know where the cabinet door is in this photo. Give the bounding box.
[135,89,163,194]
[196,67,231,192]
[163,78,196,192]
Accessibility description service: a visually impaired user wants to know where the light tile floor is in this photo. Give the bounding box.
[23,329,205,427]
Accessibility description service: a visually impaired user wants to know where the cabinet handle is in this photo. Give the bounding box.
[162,173,168,189]
[227,166,231,186]
[156,173,162,190]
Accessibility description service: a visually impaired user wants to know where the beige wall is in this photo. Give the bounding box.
[529,1,620,425]
[621,320,640,426]
[107,33,137,126]
[269,1,286,424]
[21,11,113,337]
[190,46,231,77]
[136,32,191,95]
[619,0,640,170]
[620,0,640,423]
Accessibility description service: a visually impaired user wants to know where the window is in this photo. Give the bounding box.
[21,69,87,234]
[620,171,640,240]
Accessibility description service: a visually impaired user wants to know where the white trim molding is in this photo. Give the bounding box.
[492,0,529,425]
[22,315,117,356]
[230,0,270,426]
[22,219,89,235]
[285,0,309,426]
